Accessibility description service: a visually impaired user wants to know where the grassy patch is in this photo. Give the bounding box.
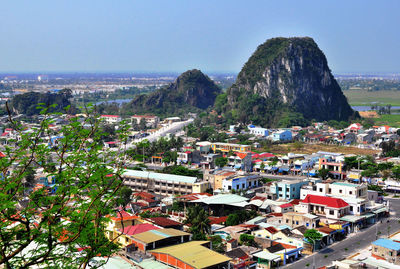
[344,90,400,106]
[373,114,400,128]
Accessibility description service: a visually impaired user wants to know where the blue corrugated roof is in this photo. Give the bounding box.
[373,238,400,251]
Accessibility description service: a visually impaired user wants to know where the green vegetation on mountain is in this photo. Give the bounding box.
[123,69,221,117]
[10,89,75,115]
[218,37,358,127]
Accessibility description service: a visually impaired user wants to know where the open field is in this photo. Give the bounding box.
[261,143,380,156]
[343,89,400,106]
[373,114,400,127]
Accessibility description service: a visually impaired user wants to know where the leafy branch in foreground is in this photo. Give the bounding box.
[0,104,130,268]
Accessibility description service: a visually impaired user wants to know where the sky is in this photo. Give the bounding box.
[0,0,399,73]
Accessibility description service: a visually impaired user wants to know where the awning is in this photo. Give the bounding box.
[279,167,290,172]
[340,215,366,223]
[373,207,388,214]
[363,213,375,219]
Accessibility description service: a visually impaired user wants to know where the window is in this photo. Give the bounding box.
[286,188,289,192]
[339,190,342,193]
[329,210,334,215]
[228,186,231,190]
[306,223,309,227]
[278,187,282,191]
[286,219,289,223]
[349,191,352,195]
[319,188,323,192]
[374,247,377,252]
[296,221,299,225]
[328,188,331,193]
[350,206,353,211]
[293,187,295,191]
[242,183,245,189]
[292,221,295,224]
[389,251,393,256]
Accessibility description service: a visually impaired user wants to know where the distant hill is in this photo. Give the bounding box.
[10,89,73,115]
[124,69,221,117]
[215,37,358,127]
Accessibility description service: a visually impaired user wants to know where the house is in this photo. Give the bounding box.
[296,194,350,220]
[131,115,159,128]
[282,212,319,229]
[271,180,309,200]
[222,174,261,192]
[144,217,184,230]
[100,115,121,124]
[347,123,363,134]
[114,223,160,247]
[210,142,251,153]
[371,238,400,265]
[271,130,292,142]
[249,126,269,137]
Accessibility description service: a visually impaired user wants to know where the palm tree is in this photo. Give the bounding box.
[184,205,211,240]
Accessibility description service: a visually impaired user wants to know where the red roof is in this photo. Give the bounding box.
[133,191,155,199]
[301,194,349,208]
[280,203,293,208]
[120,223,160,236]
[146,217,182,227]
[209,216,228,225]
[272,242,297,249]
[265,226,279,234]
[0,152,5,158]
[109,210,138,222]
[100,115,120,118]
[289,199,301,205]
[268,213,283,217]
[252,153,275,159]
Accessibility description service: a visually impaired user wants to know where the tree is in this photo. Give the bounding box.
[392,166,400,181]
[184,205,210,240]
[226,213,240,226]
[215,157,228,168]
[209,235,225,253]
[115,186,133,208]
[0,105,128,268]
[260,162,265,171]
[239,234,255,246]
[304,229,323,251]
[318,168,330,180]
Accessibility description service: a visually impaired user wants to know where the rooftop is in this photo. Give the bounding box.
[131,228,189,244]
[190,194,248,205]
[372,238,400,251]
[331,182,360,188]
[301,194,349,209]
[123,170,197,184]
[120,224,160,236]
[149,241,231,268]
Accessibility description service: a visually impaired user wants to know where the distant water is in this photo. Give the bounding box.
[95,98,132,105]
[352,105,400,112]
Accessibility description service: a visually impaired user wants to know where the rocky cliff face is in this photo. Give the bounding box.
[225,37,356,125]
[126,69,221,116]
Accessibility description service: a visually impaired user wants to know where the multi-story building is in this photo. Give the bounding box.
[282,212,319,229]
[210,142,251,153]
[222,174,261,192]
[296,194,350,220]
[122,170,200,196]
[100,115,121,124]
[249,126,269,137]
[300,182,368,216]
[131,115,159,128]
[271,180,310,200]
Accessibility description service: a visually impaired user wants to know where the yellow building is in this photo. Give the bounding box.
[211,142,251,153]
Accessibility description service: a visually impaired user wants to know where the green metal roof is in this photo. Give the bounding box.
[373,207,388,214]
[340,215,366,222]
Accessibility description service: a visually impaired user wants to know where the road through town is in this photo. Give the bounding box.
[284,197,400,268]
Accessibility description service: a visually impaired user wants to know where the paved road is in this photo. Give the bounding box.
[254,173,308,181]
[284,198,400,268]
[133,119,193,144]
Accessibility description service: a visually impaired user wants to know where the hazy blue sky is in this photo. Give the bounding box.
[0,0,399,73]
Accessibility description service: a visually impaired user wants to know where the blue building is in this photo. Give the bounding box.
[272,179,309,200]
[272,130,292,142]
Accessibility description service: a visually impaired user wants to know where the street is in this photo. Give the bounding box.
[284,197,400,268]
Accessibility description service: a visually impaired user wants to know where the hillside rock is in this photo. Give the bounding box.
[224,37,357,126]
[126,69,221,116]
